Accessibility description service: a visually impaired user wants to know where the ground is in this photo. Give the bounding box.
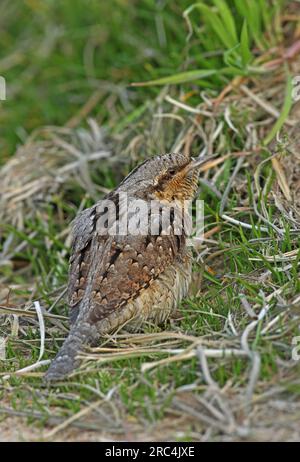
[1,0,300,442]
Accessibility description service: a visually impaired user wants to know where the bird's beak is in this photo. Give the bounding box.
[185,153,218,173]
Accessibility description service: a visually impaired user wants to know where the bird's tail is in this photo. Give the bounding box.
[44,321,98,382]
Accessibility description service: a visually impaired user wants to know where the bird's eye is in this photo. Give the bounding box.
[169,169,176,175]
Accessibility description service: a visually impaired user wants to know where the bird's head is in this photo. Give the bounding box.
[117,152,214,203]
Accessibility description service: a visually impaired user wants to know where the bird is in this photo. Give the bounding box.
[45,151,213,381]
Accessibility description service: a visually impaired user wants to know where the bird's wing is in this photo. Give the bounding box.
[67,205,98,323]
[86,230,181,325]
[67,196,184,326]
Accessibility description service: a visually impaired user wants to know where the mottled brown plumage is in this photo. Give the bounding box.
[45,152,211,381]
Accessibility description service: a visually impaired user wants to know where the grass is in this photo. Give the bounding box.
[1,0,300,442]
[0,0,190,159]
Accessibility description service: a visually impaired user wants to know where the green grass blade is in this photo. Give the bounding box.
[233,0,263,48]
[233,0,248,19]
[212,0,238,45]
[258,0,272,30]
[196,3,237,49]
[240,20,252,67]
[130,69,217,86]
[263,73,293,145]
[113,102,149,134]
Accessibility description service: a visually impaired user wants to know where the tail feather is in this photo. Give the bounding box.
[44,321,98,382]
